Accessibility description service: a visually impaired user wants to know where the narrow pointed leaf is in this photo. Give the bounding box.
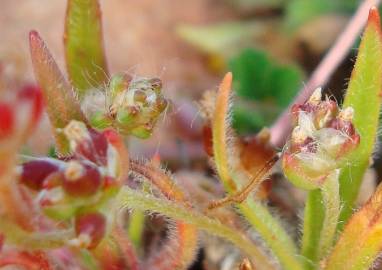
[29,31,88,155]
[325,184,382,270]
[212,74,303,270]
[212,72,237,191]
[65,0,109,97]
[338,7,382,228]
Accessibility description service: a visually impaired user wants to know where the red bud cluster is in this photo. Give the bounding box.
[62,161,102,197]
[18,122,124,249]
[74,212,106,249]
[282,88,360,190]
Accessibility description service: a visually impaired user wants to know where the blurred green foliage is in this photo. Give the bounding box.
[229,48,303,134]
[285,0,358,30]
[178,0,365,135]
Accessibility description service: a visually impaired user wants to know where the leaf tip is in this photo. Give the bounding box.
[219,72,233,96]
[368,7,381,31]
[29,30,40,44]
[223,72,233,85]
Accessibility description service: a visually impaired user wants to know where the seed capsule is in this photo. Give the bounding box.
[62,161,102,197]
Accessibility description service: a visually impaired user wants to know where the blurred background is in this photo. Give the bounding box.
[1,1,379,269]
[0,0,362,155]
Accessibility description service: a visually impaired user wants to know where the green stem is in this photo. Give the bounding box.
[318,170,340,259]
[116,187,275,270]
[79,249,100,270]
[338,160,368,230]
[127,209,145,249]
[301,190,324,269]
[0,217,73,249]
[238,200,304,270]
[211,73,301,269]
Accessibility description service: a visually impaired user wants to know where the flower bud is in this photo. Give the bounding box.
[106,75,169,139]
[282,91,360,190]
[74,212,106,249]
[62,161,102,197]
[64,120,109,165]
[108,73,132,101]
[19,160,60,190]
[39,187,78,220]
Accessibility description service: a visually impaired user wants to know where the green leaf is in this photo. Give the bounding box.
[176,22,257,56]
[338,8,382,229]
[230,49,271,99]
[232,101,281,134]
[269,66,302,107]
[229,48,302,133]
[285,0,357,30]
[233,106,267,134]
[229,0,284,10]
[325,184,382,270]
[65,0,109,97]
[229,48,302,104]
[212,74,303,270]
[29,31,88,155]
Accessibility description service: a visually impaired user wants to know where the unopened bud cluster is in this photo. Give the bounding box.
[282,88,360,190]
[19,121,122,248]
[86,73,169,139]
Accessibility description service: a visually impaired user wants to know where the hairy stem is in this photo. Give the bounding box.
[127,209,145,249]
[318,170,340,260]
[130,160,198,270]
[117,187,274,270]
[301,190,324,269]
[212,73,302,270]
[238,200,303,270]
[0,217,73,250]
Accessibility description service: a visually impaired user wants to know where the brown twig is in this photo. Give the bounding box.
[207,155,279,210]
[269,0,382,148]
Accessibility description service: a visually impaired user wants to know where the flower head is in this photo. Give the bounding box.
[282,88,360,190]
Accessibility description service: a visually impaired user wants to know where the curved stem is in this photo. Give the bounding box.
[239,200,304,270]
[116,187,275,270]
[0,217,74,249]
[212,73,302,270]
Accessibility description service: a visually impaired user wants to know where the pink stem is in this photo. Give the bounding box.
[270,0,382,147]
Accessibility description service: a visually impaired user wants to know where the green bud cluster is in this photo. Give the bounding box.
[86,73,169,139]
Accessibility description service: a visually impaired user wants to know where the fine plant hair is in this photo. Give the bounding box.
[2,1,382,270]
